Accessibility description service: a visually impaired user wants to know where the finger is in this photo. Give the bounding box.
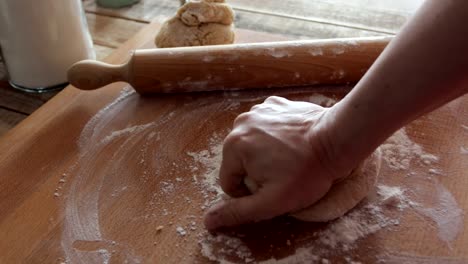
[204,186,284,231]
[219,135,250,198]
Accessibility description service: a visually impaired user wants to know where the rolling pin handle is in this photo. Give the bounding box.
[67,59,129,90]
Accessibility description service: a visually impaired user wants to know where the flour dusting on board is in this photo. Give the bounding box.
[381,129,439,170]
[415,182,464,246]
[60,89,464,263]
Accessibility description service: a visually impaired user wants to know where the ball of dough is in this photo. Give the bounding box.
[244,148,382,222]
[155,17,235,48]
[155,0,235,48]
[178,1,234,26]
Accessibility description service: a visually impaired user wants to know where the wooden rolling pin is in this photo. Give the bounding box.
[68,36,392,95]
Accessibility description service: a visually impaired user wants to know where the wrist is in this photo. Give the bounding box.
[305,104,355,182]
[323,98,388,173]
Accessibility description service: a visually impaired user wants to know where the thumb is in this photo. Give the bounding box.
[203,188,283,231]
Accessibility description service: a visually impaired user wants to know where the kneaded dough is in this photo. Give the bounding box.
[244,148,382,222]
[177,1,234,26]
[155,0,235,48]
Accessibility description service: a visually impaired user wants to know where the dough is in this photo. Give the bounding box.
[177,0,234,26]
[244,148,382,222]
[155,0,235,48]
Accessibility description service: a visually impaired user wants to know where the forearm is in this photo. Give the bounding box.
[326,0,468,168]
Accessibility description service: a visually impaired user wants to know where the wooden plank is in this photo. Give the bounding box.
[234,9,388,39]
[0,81,57,115]
[83,0,389,39]
[0,60,6,81]
[0,107,27,137]
[83,0,421,36]
[1,20,468,264]
[94,44,116,61]
[83,0,179,23]
[86,13,146,48]
[229,0,424,34]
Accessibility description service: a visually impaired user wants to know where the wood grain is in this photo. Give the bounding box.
[0,20,467,264]
[0,107,27,137]
[68,37,391,93]
[86,13,146,48]
[0,59,6,81]
[94,44,116,60]
[229,0,423,34]
[82,0,407,39]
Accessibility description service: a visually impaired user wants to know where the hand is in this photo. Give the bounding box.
[204,96,352,231]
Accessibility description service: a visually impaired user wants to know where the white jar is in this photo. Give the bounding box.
[0,0,95,92]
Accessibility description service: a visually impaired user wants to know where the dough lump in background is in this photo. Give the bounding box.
[244,148,382,222]
[155,0,235,48]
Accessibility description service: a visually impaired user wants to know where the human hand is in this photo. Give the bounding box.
[204,96,353,230]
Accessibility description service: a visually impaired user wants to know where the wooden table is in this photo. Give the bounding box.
[0,0,424,136]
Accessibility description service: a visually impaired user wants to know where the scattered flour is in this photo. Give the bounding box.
[381,129,439,170]
[331,46,346,55]
[176,226,187,236]
[267,48,291,58]
[317,204,398,252]
[160,181,175,194]
[100,123,153,145]
[257,247,319,264]
[377,185,413,210]
[460,146,468,155]
[187,136,224,207]
[200,233,254,263]
[416,182,464,245]
[308,48,323,56]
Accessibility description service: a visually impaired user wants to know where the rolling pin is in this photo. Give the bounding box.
[68,36,392,95]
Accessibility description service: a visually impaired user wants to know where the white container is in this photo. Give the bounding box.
[0,0,95,92]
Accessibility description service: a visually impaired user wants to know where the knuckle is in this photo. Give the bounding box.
[250,104,261,111]
[223,130,243,147]
[265,96,281,103]
[233,112,253,126]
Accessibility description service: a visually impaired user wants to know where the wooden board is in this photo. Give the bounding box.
[0,21,467,264]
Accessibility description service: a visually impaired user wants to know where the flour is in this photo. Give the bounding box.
[381,128,439,170]
[100,123,154,145]
[160,181,175,194]
[176,226,187,236]
[318,204,398,252]
[257,248,319,264]
[331,46,346,55]
[200,233,254,263]
[187,136,225,207]
[267,48,291,58]
[415,182,464,245]
[308,48,324,56]
[377,185,413,210]
[461,146,468,155]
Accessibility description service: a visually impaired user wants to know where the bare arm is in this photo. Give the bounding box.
[326,0,468,171]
